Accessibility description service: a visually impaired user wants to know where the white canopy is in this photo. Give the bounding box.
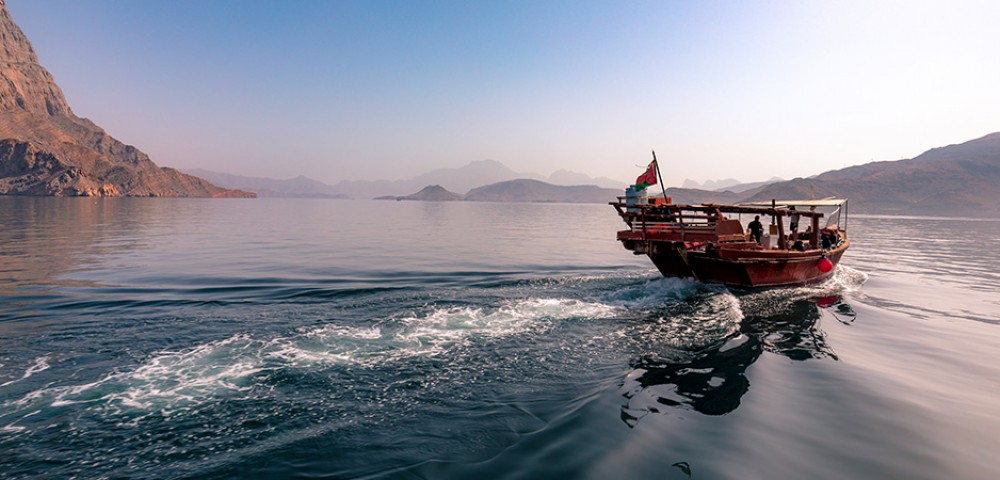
[739,198,848,208]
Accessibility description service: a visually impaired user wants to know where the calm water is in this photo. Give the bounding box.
[1,198,999,479]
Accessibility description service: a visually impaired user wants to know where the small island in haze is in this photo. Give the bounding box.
[376,185,464,201]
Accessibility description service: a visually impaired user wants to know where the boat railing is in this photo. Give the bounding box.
[610,197,842,250]
[610,198,742,242]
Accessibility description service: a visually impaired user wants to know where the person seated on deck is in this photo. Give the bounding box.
[747,215,763,244]
[792,239,806,251]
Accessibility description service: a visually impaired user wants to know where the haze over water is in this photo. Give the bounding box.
[1,198,998,479]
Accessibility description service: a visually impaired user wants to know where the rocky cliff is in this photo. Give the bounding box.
[0,0,253,197]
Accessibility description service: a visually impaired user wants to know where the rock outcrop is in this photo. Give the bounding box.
[0,0,253,197]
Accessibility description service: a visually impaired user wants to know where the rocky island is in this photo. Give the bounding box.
[0,0,252,197]
[375,185,464,201]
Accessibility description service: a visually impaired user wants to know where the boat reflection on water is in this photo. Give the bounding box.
[813,295,858,325]
[740,294,841,361]
[620,294,854,426]
[621,333,762,425]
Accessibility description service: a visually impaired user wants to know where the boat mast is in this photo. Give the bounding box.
[652,150,668,202]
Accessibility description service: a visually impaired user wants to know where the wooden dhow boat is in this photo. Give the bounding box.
[610,196,850,288]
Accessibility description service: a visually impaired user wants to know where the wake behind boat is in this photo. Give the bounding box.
[610,155,849,288]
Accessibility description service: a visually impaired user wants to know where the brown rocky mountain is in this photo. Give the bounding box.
[743,132,1000,216]
[0,1,252,197]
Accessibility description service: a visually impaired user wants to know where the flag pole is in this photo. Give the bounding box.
[652,150,667,201]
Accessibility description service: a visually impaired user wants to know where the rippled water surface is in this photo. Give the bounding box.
[1,198,999,479]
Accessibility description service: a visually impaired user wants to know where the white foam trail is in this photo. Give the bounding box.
[7,335,267,418]
[0,356,50,388]
[4,297,619,423]
[629,292,744,350]
[831,264,869,292]
[102,337,265,412]
[600,276,706,310]
[393,298,620,357]
[266,325,383,367]
[258,297,618,369]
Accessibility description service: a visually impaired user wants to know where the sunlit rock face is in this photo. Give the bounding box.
[0,0,254,197]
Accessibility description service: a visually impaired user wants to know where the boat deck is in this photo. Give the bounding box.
[610,198,850,288]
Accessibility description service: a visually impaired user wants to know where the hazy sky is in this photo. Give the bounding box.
[9,0,1000,186]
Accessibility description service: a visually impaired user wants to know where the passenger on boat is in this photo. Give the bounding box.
[788,206,800,237]
[747,215,763,244]
[821,229,835,249]
[707,208,723,223]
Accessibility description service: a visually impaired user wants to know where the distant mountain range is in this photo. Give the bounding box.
[187,159,786,204]
[372,180,625,204]
[187,131,1000,216]
[688,176,786,193]
[186,161,779,205]
[683,177,741,191]
[464,179,620,203]
[185,160,626,200]
[184,169,349,198]
[326,160,530,199]
[547,169,628,190]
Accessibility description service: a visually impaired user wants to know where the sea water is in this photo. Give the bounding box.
[1,197,998,479]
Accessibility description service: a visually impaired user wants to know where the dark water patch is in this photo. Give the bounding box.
[622,334,763,422]
[269,285,415,303]
[742,298,839,361]
[41,297,237,312]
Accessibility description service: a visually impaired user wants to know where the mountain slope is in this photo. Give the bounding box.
[0,1,252,197]
[743,132,1000,216]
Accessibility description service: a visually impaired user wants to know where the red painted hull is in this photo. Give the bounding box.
[622,237,850,288]
[649,244,847,288]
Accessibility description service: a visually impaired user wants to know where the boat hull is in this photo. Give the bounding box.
[642,241,848,288]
